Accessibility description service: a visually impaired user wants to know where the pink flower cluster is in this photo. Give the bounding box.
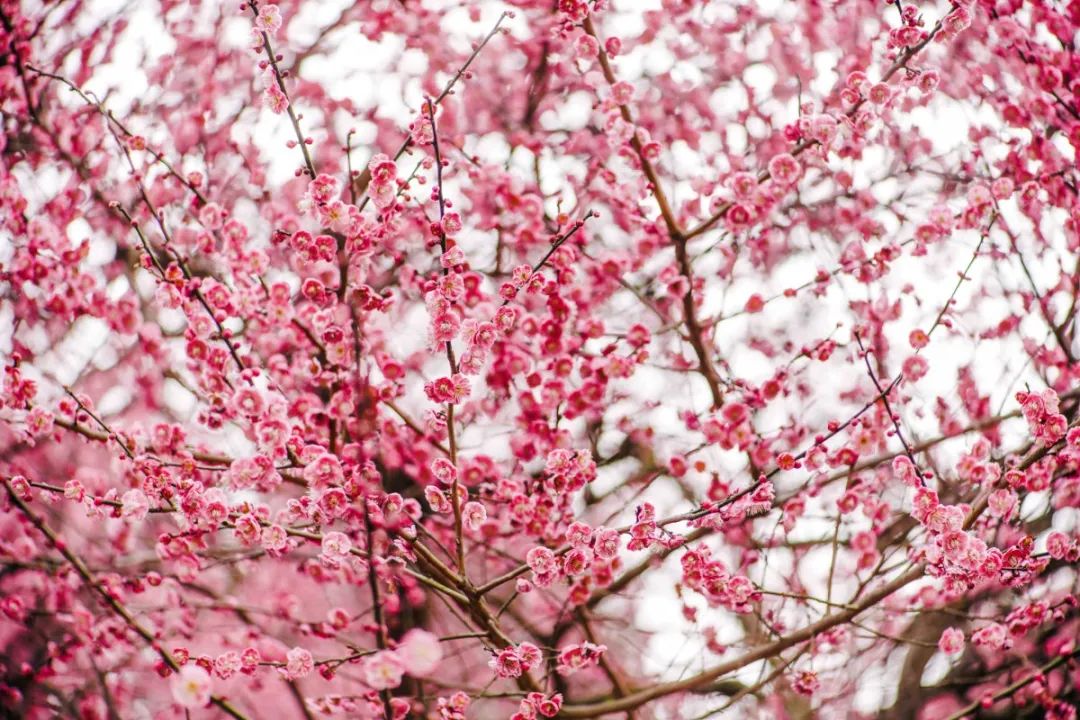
[1017,390,1069,446]
[489,642,542,679]
[555,641,607,676]
[512,693,563,720]
[680,547,761,614]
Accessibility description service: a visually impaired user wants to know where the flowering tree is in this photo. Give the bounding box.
[2,0,1080,717]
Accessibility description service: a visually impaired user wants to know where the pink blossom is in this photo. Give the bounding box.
[793,670,819,696]
[441,212,463,236]
[517,642,542,670]
[768,153,801,185]
[425,374,471,404]
[425,485,451,513]
[526,546,556,573]
[490,647,523,678]
[938,627,965,655]
[1045,531,1071,559]
[232,513,262,546]
[285,647,314,679]
[556,642,605,676]
[809,114,838,145]
[397,629,443,676]
[902,355,929,381]
[430,458,458,485]
[462,501,486,531]
[363,650,405,690]
[264,84,289,114]
[987,489,1017,518]
[8,4,1080,718]
[254,4,282,35]
[321,531,352,561]
[120,489,150,522]
[171,665,212,708]
[25,406,54,438]
[214,652,241,680]
[303,453,344,489]
[593,528,620,559]
[971,623,1008,650]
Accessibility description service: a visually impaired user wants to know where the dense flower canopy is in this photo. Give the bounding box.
[2,0,1080,718]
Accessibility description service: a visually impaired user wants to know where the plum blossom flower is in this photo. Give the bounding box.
[768,153,802,185]
[987,489,1017,518]
[198,202,224,230]
[171,665,212,708]
[809,114,838,145]
[425,374,471,404]
[971,623,1008,650]
[261,523,287,553]
[938,627,965,655]
[121,489,150,522]
[25,406,54,438]
[232,514,262,546]
[562,547,593,575]
[611,81,634,104]
[410,112,434,145]
[526,546,556,574]
[518,642,542,669]
[574,33,598,60]
[490,648,524,678]
[556,642,606,676]
[303,453,344,489]
[441,212,463,236]
[462,501,486,531]
[593,528,620,560]
[430,458,458,485]
[254,4,282,35]
[425,485,452,513]
[942,6,972,35]
[285,647,314,679]
[264,84,288,114]
[321,531,352,562]
[537,694,563,717]
[793,670,819,696]
[517,692,564,719]
[1045,531,1071,559]
[214,652,241,680]
[241,648,261,675]
[902,355,929,381]
[367,153,396,184]
[364,650,405,690]
[398,629,443,676]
